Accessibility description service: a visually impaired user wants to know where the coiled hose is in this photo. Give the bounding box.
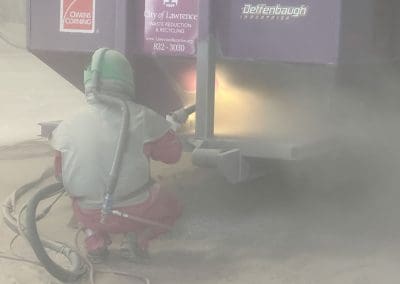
[24,182,85,282]
[2,168,150,284]
[2,168,85,283]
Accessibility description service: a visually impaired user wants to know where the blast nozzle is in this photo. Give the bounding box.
[167,104,196,131]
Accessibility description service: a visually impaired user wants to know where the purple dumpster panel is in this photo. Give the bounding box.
[143,0,199,56]
[215,0,342,64]
[29,0,341,63]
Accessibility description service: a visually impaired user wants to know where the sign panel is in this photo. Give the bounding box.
[216,0,341,64]
[144,0,199,56]
[60,0,96,33]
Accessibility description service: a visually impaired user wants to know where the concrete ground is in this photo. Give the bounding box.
[0,32,85,145]
[1,39,400,284]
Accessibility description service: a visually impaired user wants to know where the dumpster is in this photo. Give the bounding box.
[27,0,399,182]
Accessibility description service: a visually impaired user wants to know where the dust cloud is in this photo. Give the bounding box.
[197,59,400,258]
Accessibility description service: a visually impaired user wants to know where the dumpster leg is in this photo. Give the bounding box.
[195,0,216,140]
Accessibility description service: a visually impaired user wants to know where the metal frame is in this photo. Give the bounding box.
[200,136,335,160]
[114,0,128,54]
[192,0,298,183]
[26,0,31,49]
[195,0,216,139]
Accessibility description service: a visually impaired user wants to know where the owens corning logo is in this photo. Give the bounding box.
[241,3,308,21]
[163,0,178,8]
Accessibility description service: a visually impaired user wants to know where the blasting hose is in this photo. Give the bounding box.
[87,48,131,224]
[2,169,85,283]
[93,94,130,223]
[2,170,151,284]
[24,183,84,282]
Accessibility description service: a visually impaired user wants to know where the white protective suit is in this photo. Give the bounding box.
[51,94,171,209]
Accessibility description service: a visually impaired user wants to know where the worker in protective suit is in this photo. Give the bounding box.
[51,48,183,263]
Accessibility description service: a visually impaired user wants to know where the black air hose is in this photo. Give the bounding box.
[24,182,84,283]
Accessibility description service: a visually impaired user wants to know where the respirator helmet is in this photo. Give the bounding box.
[84,48,135,100]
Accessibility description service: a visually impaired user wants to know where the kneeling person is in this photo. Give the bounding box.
[51,48,183,263]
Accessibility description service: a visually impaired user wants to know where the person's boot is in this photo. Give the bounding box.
[87,247,109,264]
[120,233,150,264]
[84,229,111,264]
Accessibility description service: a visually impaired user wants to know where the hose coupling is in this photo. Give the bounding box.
[100,193,113,224]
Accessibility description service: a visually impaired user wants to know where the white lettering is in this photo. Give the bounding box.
[165,12,198,21]
[144,11,163,19]
[241,3,309,19]
[65,18,92,25]
[243,4,251,13]
[69,11,91,19]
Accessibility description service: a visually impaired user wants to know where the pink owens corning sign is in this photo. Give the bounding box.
[60,0,96,33]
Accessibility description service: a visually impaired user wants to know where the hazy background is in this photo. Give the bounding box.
[1,1,400,283]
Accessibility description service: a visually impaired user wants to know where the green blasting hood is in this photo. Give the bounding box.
[84,48,135,94]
